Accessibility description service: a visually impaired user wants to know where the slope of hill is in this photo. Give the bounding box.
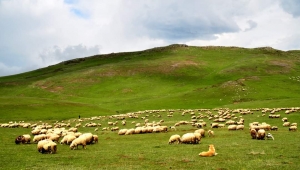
[0,44,300,121]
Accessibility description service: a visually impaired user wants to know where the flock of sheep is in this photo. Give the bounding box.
[13,124,98,154]
[2,107,299,156]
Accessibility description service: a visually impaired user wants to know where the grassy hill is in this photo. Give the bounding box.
[0,44,300,122]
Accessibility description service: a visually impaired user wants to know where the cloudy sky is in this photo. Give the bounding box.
[0,0,300,76]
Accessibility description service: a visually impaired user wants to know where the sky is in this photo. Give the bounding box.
[0,0,300,76]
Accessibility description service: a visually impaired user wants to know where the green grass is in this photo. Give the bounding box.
[0,109,299,170]
[0,44,299,169]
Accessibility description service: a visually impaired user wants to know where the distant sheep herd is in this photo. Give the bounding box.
[1,107,299,156]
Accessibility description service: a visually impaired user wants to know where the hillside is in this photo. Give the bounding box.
[0,44,300,122]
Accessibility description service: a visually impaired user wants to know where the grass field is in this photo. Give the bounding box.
[0,108,299,170]
[0,44,299,169]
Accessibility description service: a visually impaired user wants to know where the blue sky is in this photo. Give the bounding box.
[0,0,300,76]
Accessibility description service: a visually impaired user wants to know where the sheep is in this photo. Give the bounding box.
[228,125,237,130]
[47,134,60,143]
[266,133,274,140]
[282,117,288,122]
[194,129,205,137]
[250,129,257,139]
[60,134,76,145]
[181,133,200,144]
[207,130,214,137]
[236,125,244,130]
[33,134,46,143]
[271,126,278,131]
[168,134,181,144]
[42,141,57,154]
[211,123,219,128]
[15,134,31,144]
[125,128,135,135]
[37,139,52,153]
[118,129,128,135]
[291,123,297,127]
[70,137,87,150]
[80,133,93,144]
[283,122,290,127]
[256,129,266,140]
[289,126,297,131]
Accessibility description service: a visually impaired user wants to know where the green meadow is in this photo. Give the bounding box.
[0,44,299,169]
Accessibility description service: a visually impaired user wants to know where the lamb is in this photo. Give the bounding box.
[199,144,217,157]
[168,134,181,144]
[250,129,257,139]
[207,130,214,137]
[289,126,297,131]
[256,129,266,140]
[266,133,274,140]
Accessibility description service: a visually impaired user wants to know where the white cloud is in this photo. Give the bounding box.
[0,0,300,77]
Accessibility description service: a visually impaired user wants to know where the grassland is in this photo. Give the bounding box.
[0,44,299,169]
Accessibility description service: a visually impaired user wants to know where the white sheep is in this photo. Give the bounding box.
[47,134,60,143]
[37,139,52,153]
[33,134,46,143]
[283,122,290,127]
[236,125,244,130]
[70,137,87,150]
[168,134,181,144]
[228,125,237,130]
[256,129,266,140]
[289,126,297,131]
[42,141,57,154]
[118,129,128,135]
[181,133,200,144]
[125,128,135,135]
